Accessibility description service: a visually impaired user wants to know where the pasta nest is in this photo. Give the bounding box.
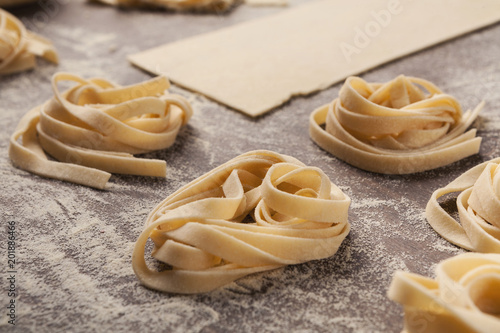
[309,75,484,174]
[93,0,235,11]
[132,150,351,293]
[0,8,58,75]
[427,158,500,253]
[389,253,500,333]
[9,73,193,189]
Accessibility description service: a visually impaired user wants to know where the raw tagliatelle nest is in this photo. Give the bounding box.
[388,253,500,333]
[0,8,58,75]
[9,73,193,189]
[132,150,351,294]
[92,0,236,11]
[426,158,500,253]
[309,75,484,174]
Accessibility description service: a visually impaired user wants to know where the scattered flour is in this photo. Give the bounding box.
[1,1,499,332]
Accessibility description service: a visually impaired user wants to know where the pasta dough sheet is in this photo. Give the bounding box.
[129,0,500,117]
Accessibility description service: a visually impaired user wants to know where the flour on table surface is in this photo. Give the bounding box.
[1,1,500,332]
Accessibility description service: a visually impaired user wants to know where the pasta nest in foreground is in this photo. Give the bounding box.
[389,253,500,333]
[9,73,193,189]
[309,75,484,174]
[132,150,350,294]
[427,157,500,253]
[0,8,58,75]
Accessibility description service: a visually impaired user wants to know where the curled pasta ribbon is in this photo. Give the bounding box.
[0,9,58,75]
[93,0,235,11]
[388,253,500,333]
[309,75,484,174]
[8,72,193,189]
[426,158,500,253]
[132,150,350,294]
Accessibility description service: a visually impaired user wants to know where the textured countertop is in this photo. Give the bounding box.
[1,1,499,332]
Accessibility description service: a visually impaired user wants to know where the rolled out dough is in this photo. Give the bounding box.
[129,0,500,117]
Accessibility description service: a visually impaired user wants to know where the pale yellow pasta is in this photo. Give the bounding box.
[132,150,350,294]
[388,253,500,333]
[92,0,235,11]
[309,75,484,174]
[426,158,500,253]
[9,72,193,189]
[0,9,58,75]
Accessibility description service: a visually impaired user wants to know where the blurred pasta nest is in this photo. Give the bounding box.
[389,253,500,333]
[92,0,235,11]
[0,8,58,75]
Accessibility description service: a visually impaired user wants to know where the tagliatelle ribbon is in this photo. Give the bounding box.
[92,0,287,11]
[309,75,484,174]
[0,9,58,75]
[8,72,193,189]
[132,150,350,294]
[388,253,500,333]
[426,158,500,253]
[92,0,235,11]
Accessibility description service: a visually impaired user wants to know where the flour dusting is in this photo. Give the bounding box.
[1,1,499,332]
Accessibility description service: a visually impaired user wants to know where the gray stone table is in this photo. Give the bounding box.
[1,0,499,332]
